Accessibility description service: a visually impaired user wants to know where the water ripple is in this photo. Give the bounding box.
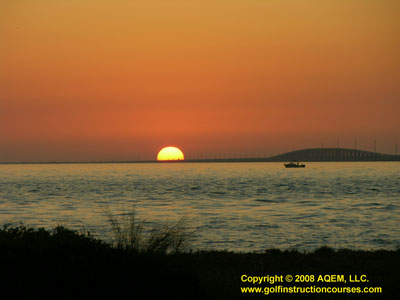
[0,162,399,251]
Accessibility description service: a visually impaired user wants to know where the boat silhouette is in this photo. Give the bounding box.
[284,161,305,168]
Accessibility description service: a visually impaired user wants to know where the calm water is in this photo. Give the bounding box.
[0,162,399,251]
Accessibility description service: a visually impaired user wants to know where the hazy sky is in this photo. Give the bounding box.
[1,0,399,161]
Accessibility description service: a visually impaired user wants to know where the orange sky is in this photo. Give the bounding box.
[1,0,399,161]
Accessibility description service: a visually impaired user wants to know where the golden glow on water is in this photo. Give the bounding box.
[0,162,399,251]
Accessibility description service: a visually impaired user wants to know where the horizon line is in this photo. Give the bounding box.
[1,147,400,164]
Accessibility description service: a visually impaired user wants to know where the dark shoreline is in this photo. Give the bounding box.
[1,225,398,299]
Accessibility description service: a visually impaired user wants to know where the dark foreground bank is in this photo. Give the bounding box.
[0,226,398,299]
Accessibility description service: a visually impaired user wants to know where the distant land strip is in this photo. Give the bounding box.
[1,148,400,164]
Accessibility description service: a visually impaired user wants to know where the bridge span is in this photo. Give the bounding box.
[269,148,399,162]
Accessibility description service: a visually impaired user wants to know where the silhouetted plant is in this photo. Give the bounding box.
[104,206,144,251]
[145,217,192,254]
[1,223,399,299]
[104,206,193,254]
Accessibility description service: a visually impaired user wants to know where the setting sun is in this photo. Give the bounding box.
[157,146,184,161]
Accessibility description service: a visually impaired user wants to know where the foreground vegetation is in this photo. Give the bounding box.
[0,224,398,299]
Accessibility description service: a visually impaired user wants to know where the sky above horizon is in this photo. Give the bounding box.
[1,0,399,161]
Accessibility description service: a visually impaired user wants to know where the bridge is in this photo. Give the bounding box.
[268,148,399,162]
[177,148,400,163]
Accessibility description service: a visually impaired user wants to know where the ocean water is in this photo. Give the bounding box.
[0,162,399,251]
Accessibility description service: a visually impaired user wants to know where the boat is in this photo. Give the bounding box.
[284,161,305,168]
